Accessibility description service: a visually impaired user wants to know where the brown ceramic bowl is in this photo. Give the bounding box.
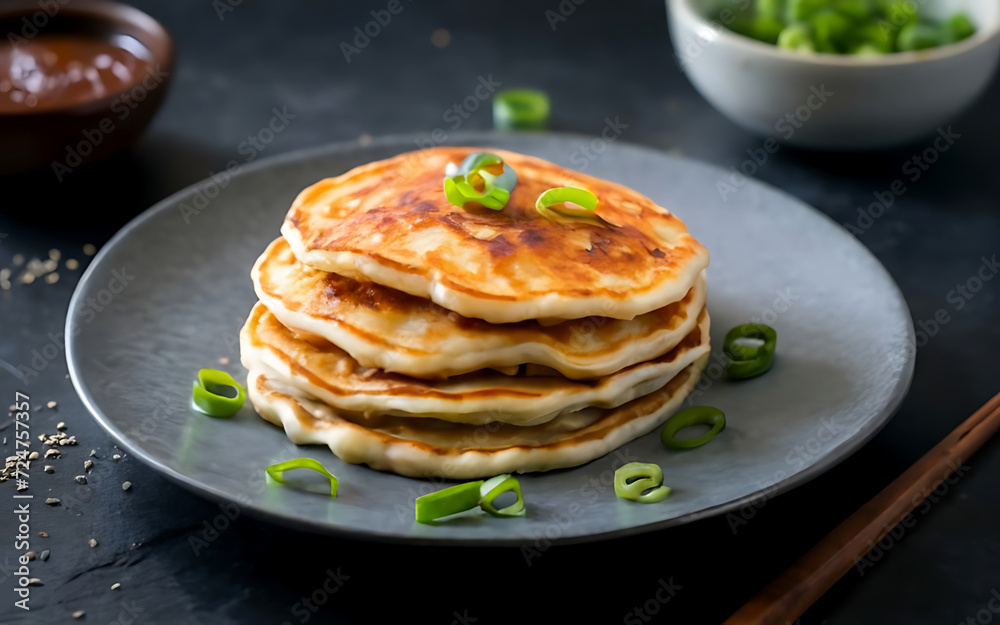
[0,1,174,175]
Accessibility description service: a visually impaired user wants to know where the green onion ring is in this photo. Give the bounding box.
[479,474,526,518]
[493,89,550,131]
[191,368,246,418]
[661,406,726,450]
[265,458,339,497]
[535,187,599,220]
[415,480,484,523]
[722,323,777,379]
[614,462,672,503]
[443,152,517,210]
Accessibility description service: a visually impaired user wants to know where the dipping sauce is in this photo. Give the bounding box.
[0,34,153,113]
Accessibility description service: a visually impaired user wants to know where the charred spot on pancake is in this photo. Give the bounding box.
[481,234,514,258]
[409,200,437,213]
[517,229,546,248]
[321,275,420,313]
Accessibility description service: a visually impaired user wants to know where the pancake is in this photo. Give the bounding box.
[241,301,711,426]
[253,236,708,379]
[246,354,708,479]
[281,147,709,323]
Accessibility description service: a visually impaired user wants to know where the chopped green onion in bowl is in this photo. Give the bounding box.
[715,0,976,55]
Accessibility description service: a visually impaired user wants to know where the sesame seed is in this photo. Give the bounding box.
[88,538,97,548]
[111,582,121,590]
[89,449,96,457]
[28,451,39,460]
[20,272,35,284]
[74,475,87,485]
[44,465,55,473]
[122,481,132,491]
[84,459,94,471]
[112,454,121,461]
[73,609,85,619]
[65,258,79,270]
[44,449,60,459]
[49,401,59,409]
[12,254,24,266]
[39,550,49,561]
[83,244,96,256]
[218,357,230,365]
[25,551,35,560]
[44,272,59,284]
[45,498,60,506]
[48,249,61,261]
[27,578,42,586]
[56,420,65,428]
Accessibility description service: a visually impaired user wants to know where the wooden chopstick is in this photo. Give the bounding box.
[724,392,1000,625]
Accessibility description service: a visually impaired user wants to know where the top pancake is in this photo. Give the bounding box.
[281,147,709,323]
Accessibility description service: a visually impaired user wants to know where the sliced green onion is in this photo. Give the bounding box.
[943,14,975,43]
[777,24,815,52]
[265,458,339,496]
[535,187,598,220]
[810,11,852,53]
[661,406,727,450]
[723,323,777,379]
[479,474,526,518]
[897,23,945,51]
[415,480,484,523]
[493,89,550,131]
[614,462,671,503]
[443,152,517,211]
[192,368,246,418]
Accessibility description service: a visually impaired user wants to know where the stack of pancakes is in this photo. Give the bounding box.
[241,147,710,479]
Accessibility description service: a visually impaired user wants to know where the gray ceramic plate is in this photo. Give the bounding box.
[67,132,915,545]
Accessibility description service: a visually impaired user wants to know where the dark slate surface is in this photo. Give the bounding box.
[1,1,998,623]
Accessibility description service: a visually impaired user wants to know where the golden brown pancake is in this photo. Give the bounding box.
[246,355,708,479]
[253,236,707,379]
[281,147,709,323]
[241,301,711,426]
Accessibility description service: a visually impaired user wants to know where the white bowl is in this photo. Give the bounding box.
[667,0,1000,149]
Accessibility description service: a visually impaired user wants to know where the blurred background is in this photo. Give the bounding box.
[1,1,998,623]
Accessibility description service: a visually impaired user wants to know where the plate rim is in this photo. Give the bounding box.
[65,131,916,546]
